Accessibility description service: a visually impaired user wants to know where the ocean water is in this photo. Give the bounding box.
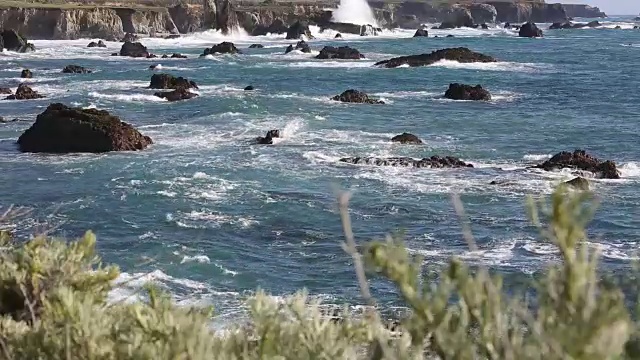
[1,18,640,322]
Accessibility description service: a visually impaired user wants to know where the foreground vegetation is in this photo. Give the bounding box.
[0,187,639,359]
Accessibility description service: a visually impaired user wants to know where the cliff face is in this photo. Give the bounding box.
[487,1,568,23]
[562,4,606,18]
[115,8,179,36]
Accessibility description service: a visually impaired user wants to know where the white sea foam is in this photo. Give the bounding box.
[430,60,548,73]
[523,154,552,161]
[619,162,640,178]
[88,91,167,102]
[181,255,211,264]
[283,60,375,68]
[331,0,378,26]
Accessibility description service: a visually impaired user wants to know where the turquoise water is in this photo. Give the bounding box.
[1,19,639,320]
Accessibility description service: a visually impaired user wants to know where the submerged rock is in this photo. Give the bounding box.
[286,21,314,40]
[0,87,11,94]
[534,150,619,179]
[244,85,255,91]
[87,40,107,48]
[249,44,264,49]
[335,33,343,38]
[1,30,35,52]
[331,89,384,104]
[5,84,43,100]
[256,129,280,144]
[121,33,139,43]
[285,40,311,54]
[119,42,150,58]
[444,83,491,101]
[149,74,198,90]
[339,156,473,168]
[169,53,188,58]
[565,177,590,190]
[316,46,364,59]
[20,69,32,78]
[154,88,198,102]
[62,65,92,74]
[17,103,152,153]
[201,42,241,56]
[391,133,422,144]
[519,22,544,38]
[374,47,496,68]
[413,28,429,37]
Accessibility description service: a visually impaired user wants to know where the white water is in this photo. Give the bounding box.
[331,0,378,26]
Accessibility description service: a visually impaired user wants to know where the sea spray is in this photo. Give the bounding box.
[331,0,378,26]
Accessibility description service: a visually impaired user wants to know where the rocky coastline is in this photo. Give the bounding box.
[0,0,606,40]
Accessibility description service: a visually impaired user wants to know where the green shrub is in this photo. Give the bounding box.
[0,187,638,359]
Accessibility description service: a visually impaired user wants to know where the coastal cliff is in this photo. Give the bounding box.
[0,1,607,41]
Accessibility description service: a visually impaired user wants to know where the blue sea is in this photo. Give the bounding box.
[1,18,639,323]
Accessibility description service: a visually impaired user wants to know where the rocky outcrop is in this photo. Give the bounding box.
[339,156,473,168]
[154,88,198,101]
[115,8,178,37]
[332,90,384,104]
[256,130,280,144]
[201,41,240,56]
[21,69,32,79]
[519,22,543,38]
[87,40,107,47]
[62,65,92,74]
[244,85,255,91]
[0,87,11,94]
[215,0,239,34]
[534,150,619,179]
[285,40,311,54]
[119,41,150,57]
[413,28,428,37]
[444,83,491,101]
[391,133,422,144]
[440,5,474,28]
[5,84,43,100]
[375,47,496,68]
[562,5,606,18]
[17,103,152,153]
[565,177,589,190]
[468,3,497,24]
[121,32,138,43]
[286,20,313,39]
[1,30,35,52]
[316,46,364,59]
[149,74,197,90]
[169,3,202,34]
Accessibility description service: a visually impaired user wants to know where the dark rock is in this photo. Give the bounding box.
[504,22,512,29]
[565,177,589,190]
[201,42,241,56]
[20,69,32,79]
[0,87,11,94]
[438,22,456,30]
[534,150,620,179]
[244,85,255,91]
[149,65,160,70]
[391,133,422,144]
[252,19,288,36]
[586,21,601,28]
[519,22,544,38]
[286,21,314,40]
[111,52,119,56]
[121,33,139,43]
[162,54,168,58]
[635,16,640,21]
[170,53,188,58]
[316,46,364,59]
[164,35,181,39]
[615,26,622,30]
[154,88,198,102]
[550,22,574,29]
[88,40,107,48]
[413,28,429,37]
[17,103,152,153]
[249,44,264,49]
[5,84,43,100]
[442,6,474,28]
[375,47,496,68]
[446,35,455,38]
[339,156,473,168]
[149,74,198,90]
[119,42,150,58]
[444,83,491,101]
[335,33,343,38]
[284,40,311,54]
[62,65,92,74]
[1,30,35,52]
[360,24,381,36]
[146,54,157,59]
[256,129,280,144]
[331,89,384,104]
[481,23,489,29]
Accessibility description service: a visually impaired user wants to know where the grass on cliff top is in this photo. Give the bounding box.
[1,186,640,359]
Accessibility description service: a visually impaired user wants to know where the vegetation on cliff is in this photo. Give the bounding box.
[0,186,639,359]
